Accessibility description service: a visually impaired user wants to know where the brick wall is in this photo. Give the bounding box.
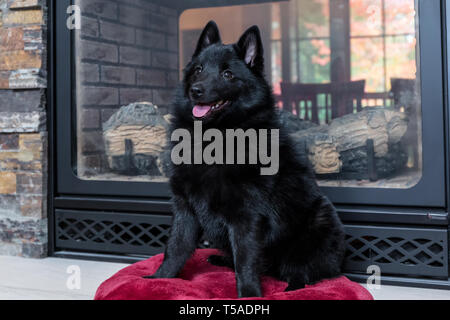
[0,0,47,258]
[75,0,179,177]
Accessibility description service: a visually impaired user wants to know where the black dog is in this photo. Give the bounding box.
[144,21,345,298]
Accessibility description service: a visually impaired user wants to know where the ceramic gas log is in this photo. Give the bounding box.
[289,108,409,180]
[102,102,170,177]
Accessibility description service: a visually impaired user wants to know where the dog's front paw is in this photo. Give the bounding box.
[142,272,173,279]
[238,284,262,298]
[285,282,305,292]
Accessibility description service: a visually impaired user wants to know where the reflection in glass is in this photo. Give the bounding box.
[351,37,384,92]
[299,39,331,84]
[350,0,383,36]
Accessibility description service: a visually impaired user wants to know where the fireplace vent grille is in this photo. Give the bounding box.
[344,225,448,278]
[55,210,172,255]
[55,211,448,278]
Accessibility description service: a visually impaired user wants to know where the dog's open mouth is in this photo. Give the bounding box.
[193,100,231,119]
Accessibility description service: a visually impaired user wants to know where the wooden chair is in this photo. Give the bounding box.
[280,82,331,124]
[280,80,366,124]
[330,80,366,118]
[362,92,394,108]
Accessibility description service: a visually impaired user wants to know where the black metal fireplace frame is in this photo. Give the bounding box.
[47,0,450,289]
[54,0,446,207]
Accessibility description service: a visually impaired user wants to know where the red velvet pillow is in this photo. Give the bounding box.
[94,249,373,300]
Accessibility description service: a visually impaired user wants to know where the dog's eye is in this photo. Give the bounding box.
[223,70,234,80]
[194,65,203,75]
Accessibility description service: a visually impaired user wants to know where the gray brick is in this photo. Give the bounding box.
[22,242,47,259]
[9,69,47,89]
[16,174,43,195]
[23,28,45,51]
[80,63,99,83]
[152,51,178,69]
[119,5,147,28]
[148,12,170,32]
[0,218,47,246]
[81,16,99,38]
[0,134,19,150]
[80,40,118,63]
[136,29,166,49]
[100,20,135,44]
[81,109,100,129]
[120,46,151,66]
[159,5,178,17]
[0,112,46,133]
[119,88,153,105]
[136,69,166,87]
[0,195,20,217]
[167,16,179,35]
[79,0,118,19]
[83,87,119,105]
[0,89,45,112]
[126,0,158,11]
[167,34,178,52]
[101,66,135,85]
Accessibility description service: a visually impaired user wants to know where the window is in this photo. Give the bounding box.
[350,0,417,93]
[290,0,331,84]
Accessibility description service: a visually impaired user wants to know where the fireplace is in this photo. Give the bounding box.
[49,0,450,288]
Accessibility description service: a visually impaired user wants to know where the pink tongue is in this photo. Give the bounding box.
[193,105,212,118]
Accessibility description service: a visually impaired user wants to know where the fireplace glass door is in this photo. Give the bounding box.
[73,0,423,191]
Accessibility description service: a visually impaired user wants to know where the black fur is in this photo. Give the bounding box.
[143,21,345,298]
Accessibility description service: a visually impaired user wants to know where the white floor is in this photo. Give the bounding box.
[363,284,450,300]
[0,255,449,300]
[0,255,127,300]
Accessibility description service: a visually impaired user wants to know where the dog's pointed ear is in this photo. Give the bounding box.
[237,26,264,73]
[193,21,221,57]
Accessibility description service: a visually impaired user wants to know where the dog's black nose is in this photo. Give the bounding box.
[190,86,204,99]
